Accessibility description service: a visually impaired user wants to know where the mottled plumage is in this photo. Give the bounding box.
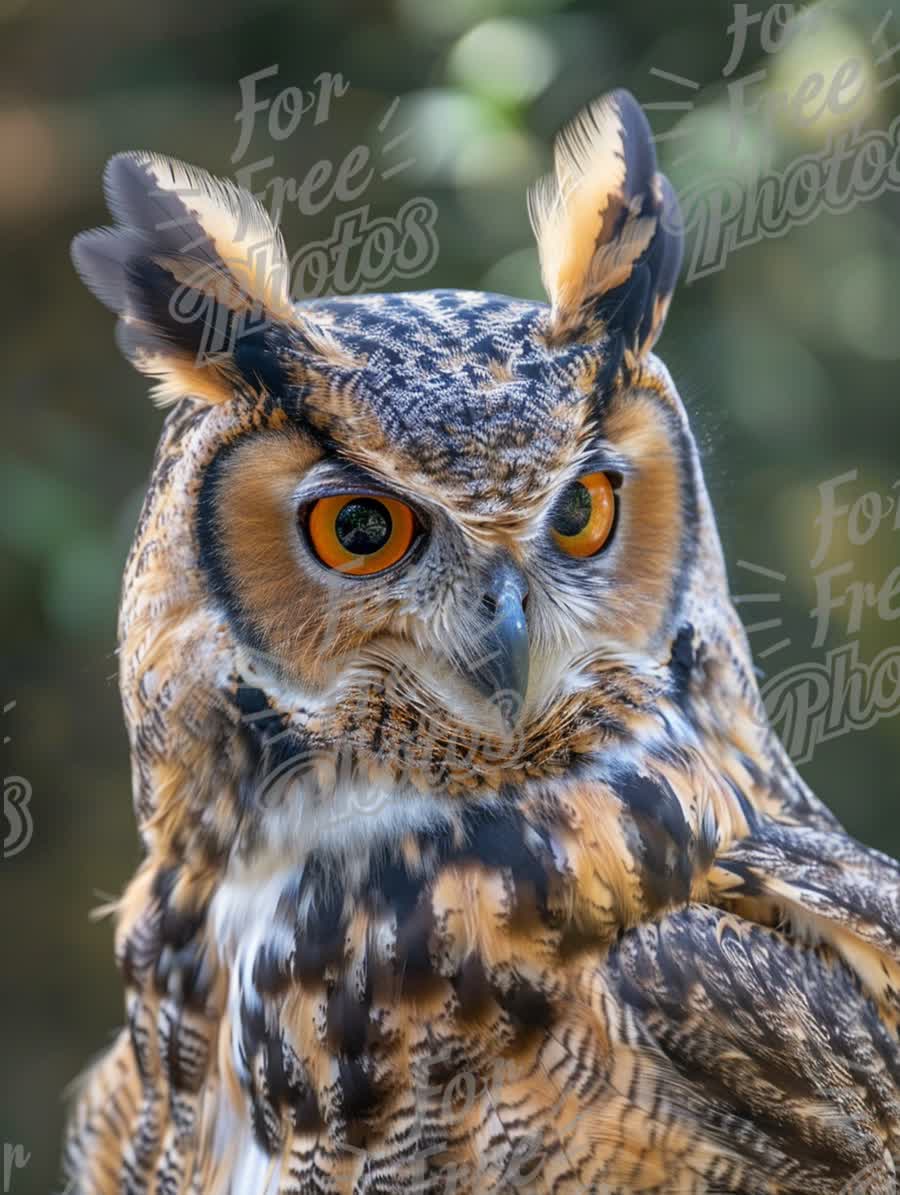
[65,90,900,1194]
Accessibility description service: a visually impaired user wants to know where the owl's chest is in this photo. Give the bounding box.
[208,747,723,1166]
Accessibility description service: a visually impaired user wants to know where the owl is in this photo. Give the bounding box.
[65,89,900,1195]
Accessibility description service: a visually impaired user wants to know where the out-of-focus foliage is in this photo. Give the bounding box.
[0,0,897,1189]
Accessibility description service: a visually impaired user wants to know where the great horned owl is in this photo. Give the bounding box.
[65,90,900,1194]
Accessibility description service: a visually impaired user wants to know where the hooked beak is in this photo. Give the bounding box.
[463,559,530,728]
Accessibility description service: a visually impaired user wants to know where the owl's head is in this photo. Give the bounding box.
[73,90,758,861]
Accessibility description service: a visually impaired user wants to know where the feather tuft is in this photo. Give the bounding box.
[72,152,304,405]
[529,89,682,353]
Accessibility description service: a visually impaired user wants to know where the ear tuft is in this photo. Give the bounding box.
[529,89,683,354]
[72,152,301,406]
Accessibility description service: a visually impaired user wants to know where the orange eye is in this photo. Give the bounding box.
[306,494,416,576]
[551,471,616,558]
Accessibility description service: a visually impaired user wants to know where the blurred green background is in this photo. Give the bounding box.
[1,0,898,1190]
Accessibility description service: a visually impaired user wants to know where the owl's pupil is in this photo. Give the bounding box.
[335,498,392,555]
[553,482,592,537]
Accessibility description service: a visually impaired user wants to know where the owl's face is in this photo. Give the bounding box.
[202,292,693,750]
[73,91,747,854]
